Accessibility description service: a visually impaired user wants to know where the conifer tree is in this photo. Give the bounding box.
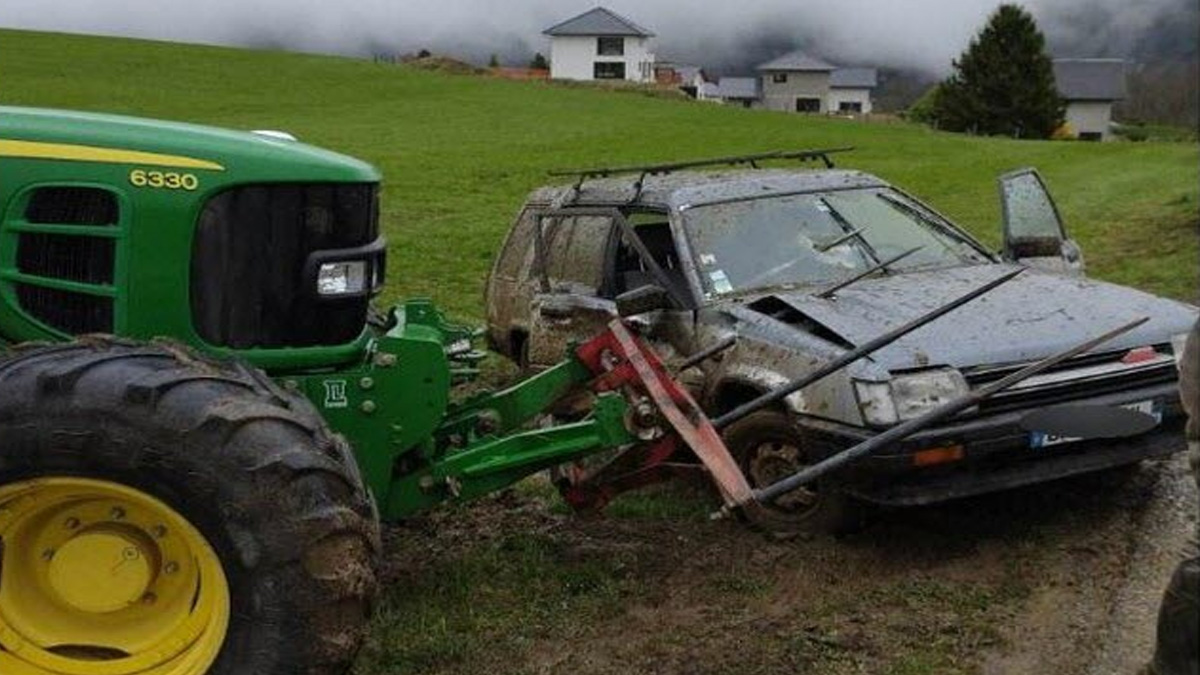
[933,4,1064,138]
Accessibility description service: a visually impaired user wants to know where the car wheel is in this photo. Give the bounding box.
[722,410,864,536]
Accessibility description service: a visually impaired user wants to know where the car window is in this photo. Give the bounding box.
[539,214,612,294]
[683,188,989,298]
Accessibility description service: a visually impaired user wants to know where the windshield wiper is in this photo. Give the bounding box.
[820,198,881,264]
[815,246,924,299]
[815,227,866,253]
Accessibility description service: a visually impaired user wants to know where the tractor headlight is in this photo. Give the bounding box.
[854,368,970,426]
[317,261,368,297]
[305,237,387,301]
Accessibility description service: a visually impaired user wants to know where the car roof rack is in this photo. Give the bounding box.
[550,147,855,203]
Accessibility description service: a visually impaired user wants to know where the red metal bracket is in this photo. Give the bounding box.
[562,320,754,512]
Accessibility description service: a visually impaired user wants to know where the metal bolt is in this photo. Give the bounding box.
[374,353,397,368]
[283,380,300,391]
[359,377,375,391]
[110,507,126,521]
[41,549,55,561]
[360,400,377,414]
[164,561,180,575]
[64,517,81,530]
[152,525,168,539]
[142,593,157,605]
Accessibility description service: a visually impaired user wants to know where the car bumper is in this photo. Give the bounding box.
[799,381,1186,507]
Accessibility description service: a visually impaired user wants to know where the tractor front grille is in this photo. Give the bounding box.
[13,186,118,334]
[190,183,380,349]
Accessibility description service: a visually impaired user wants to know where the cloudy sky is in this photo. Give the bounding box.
[0,0,1193,75]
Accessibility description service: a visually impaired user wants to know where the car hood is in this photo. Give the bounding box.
[735,264,1197,372]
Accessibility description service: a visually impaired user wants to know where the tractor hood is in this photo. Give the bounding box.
[737,264,1197,372]
[0,106,379,184]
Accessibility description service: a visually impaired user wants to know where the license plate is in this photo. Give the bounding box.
[1030,400,1162,449]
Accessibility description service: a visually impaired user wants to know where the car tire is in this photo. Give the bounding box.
[722,410,864,536]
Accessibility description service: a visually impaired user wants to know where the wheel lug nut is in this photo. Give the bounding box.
[164,561,180,575]
[64,517,81,530]
[41,548,55,561]
[110,507,126,521]
[152,525,168,539]
[142,592,157,605]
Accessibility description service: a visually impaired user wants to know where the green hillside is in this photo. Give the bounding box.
[1,28,1196,317]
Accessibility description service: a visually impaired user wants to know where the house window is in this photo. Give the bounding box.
[772,73,788,84]
[838,101,863,113]
[597,37,624,56]
[594,61,626,80]
[796,98,821,113]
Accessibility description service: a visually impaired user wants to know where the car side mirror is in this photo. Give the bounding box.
[615,285,671,317]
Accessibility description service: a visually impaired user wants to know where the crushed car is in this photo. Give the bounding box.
[484,150,1198,532]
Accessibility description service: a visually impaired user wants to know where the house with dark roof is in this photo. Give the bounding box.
[713,50,878,114]
[543,7,656,83]
[828,68,879,114]
[715,77,761,108]
[1053,59,1127,141]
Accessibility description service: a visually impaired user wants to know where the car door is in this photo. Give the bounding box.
[999,168,1085,275]
[525,209,617,368]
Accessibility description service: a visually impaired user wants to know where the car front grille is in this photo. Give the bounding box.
[963,345,1178,415]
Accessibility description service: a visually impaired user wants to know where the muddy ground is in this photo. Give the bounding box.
[356,454,1196,675]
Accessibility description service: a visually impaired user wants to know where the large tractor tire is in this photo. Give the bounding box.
[0,338,379,675]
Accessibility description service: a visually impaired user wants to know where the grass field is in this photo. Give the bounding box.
[2,29,1197,675]
[1,29,1196,318]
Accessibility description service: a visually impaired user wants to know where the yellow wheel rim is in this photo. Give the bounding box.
[0,478,230,675]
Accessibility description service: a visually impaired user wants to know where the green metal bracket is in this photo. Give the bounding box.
[384,393,635,517]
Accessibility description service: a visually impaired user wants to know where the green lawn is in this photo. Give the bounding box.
[1,28,1196,319]
[2,29,1197,675]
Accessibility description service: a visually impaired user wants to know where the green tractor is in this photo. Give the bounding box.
[0,107,1140,675]
[0,106,766,675]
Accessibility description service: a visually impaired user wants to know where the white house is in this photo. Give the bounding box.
[828,68,878,115]
[756,51,836,113]
[712,51,878,114]
[543,7,656,83]
[715,77,762,108]
[733,51,877,114]
[1053,59,1127,141]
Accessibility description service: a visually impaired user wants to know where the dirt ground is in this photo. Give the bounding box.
[359,454,1196,675]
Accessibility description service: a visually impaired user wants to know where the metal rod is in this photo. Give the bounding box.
[712,268,1024,431]
[548,147,855,179]
[815,227,866,253]
[676,336,738,372]
[815,246,923,299]
[753,316,1149,505]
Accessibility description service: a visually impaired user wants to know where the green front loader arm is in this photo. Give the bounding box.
[278,299,637,521]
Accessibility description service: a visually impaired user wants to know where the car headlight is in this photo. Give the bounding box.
[1170,332,1190,370]
[854,368,970,426]
[854,381,898,426]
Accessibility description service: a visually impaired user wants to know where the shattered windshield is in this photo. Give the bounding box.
[682,188,991,298]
